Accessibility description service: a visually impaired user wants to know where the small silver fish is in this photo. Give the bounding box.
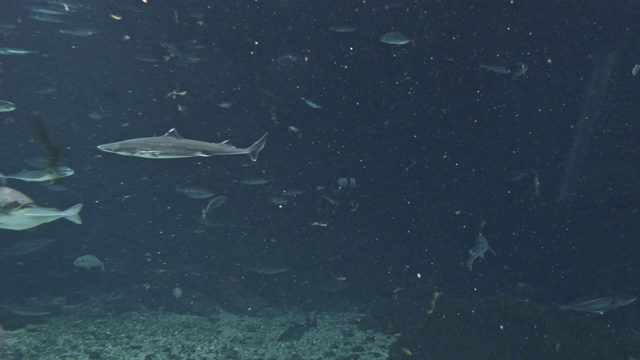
[202,195,229,219]
[29,6,69,15]
[88,111,108,121]
[28,14,65,23]
[0,47,36,55]
[322,195,339,205]
[330,25,358,33]
[0,100,16,112]
[281,189,305,196]
[183,55,203,63]
[269,197,288,206]
[58,28,100,37]
[479,62,528,77]
[239,264,290,275]
[133,54,159,62]
[302,97,322,109]
[74,254,104,271]
[380,31,412,45]
[241,178,271,185]
[2,166,74,182]
[175,185,215,199]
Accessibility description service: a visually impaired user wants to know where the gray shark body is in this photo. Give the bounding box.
[97,128,268,161]
[466,232,495,270]
[558,293,637,315]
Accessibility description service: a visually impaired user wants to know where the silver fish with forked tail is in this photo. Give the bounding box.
[0,203,82,230]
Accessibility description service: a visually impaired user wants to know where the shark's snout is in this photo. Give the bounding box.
[97,144,117,152]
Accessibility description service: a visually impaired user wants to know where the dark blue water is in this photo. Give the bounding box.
[1,0,639,356]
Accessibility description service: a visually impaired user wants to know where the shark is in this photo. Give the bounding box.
[466,232,496,270]
[97,129,268,160]
[558,293,637,315]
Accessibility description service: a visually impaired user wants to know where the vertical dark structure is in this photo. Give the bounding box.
[558,45,621,201]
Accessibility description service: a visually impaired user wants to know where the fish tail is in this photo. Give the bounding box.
[63,203,83,224]
[246,132,268,161]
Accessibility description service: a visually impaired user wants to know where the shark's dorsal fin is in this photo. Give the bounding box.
[163,128,184,139]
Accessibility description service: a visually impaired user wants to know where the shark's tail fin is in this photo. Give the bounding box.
[247,133,268,161]
[63,203,83,224]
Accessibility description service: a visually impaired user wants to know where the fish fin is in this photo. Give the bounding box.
[488,246,496,255]
[163,128,183,139]
[63,203,83,224]
[246,133,268,161]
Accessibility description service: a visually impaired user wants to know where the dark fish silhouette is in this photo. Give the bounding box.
[558,293,637,315]
[277,318,317,341]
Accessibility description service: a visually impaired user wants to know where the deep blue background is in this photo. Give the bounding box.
[0,0,638,312]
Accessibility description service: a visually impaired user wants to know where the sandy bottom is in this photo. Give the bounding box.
[2,301,396,359]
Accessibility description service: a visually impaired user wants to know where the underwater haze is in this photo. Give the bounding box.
[0,1,640,359]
